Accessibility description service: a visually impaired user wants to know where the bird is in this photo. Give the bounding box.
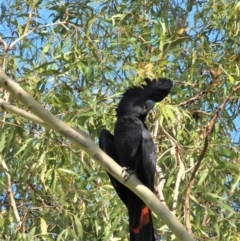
[99,78,173,241]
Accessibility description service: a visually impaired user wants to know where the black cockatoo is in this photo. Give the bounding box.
[99,78,173,241]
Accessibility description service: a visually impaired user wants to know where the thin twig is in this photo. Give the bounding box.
[155,166,167,207]
[1,159,25,236]
[178,91,206,107]
[153,120,168,207]
[161,126,185,215]
[9,21,67,50]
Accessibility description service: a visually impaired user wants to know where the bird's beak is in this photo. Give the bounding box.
[146,100,155,110]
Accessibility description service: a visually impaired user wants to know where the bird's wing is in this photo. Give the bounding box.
[141,127,156,191]
[99,129,128,206]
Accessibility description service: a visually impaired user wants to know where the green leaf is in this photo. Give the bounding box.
[228,75,234,83]
[57,168,79,176]
[207,207,219,236]
[197,169,209,185]
[26,226,36,241]
[42,43,50,54]
[230,175,240,195]
[0,130,6,152]
[195,206,202,229]
[74,215,83,238]
[14,138,33,156]
[40,218,47,235]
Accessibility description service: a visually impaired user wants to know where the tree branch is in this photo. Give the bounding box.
[155,166,167,207]
[0,99,49,128]
[178,91,206,107]
[161,126,185,215]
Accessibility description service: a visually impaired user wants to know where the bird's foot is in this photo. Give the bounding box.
[122,167,135,183]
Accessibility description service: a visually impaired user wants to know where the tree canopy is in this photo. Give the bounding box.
[0,0,239,240]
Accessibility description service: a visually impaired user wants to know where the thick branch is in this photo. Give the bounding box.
[0,99,49,128]
[0,70,195,241]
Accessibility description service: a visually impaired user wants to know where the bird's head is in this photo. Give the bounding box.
[144,78,173,102]
[116,78,172,120]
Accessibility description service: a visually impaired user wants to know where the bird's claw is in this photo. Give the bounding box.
[122,167,135,183]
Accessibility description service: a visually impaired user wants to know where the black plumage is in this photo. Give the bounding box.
[99,78,173,241]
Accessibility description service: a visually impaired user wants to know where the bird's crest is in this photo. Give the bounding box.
[116,78,173,117]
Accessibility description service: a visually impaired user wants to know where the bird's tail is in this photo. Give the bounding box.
[129,206,155,241]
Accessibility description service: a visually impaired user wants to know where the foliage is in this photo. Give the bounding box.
[0,0,239,240]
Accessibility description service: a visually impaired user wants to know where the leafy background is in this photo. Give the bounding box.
[0,0,239,240]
